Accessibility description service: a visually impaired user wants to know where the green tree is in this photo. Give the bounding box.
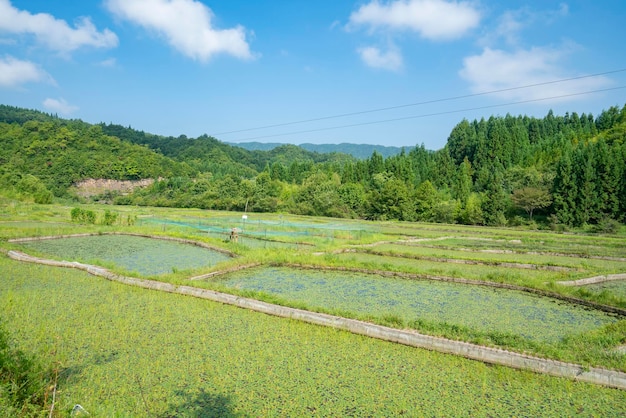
[414,180,438,221]
[459,192,483,225]
[367,172,415,221]
[511,187,552,220]
[454,158,473,207]
[447,119,476,165]
[481,167,508,226]
[573,148,597,225]
[552,150,576,226]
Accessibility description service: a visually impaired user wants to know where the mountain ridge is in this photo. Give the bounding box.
[228,141,406,159]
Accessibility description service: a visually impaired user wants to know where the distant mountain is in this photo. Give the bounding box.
[228,142,406,159]
[300,143,406,159]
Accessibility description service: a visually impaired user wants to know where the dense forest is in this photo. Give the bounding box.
[1,103,625,230]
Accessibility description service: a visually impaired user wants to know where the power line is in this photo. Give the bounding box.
[212,68,626,137]
[228,85,626,142]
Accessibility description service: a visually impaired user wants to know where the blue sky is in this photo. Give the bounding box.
[1,0,625,149]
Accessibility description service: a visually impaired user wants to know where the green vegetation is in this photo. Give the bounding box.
[2,256,625,416]
[2,99,626,414]
[17,235,231,276]
[0,323,55,417]
[2,103,626,230]
[216,266,616,343]
[586,281,626,301]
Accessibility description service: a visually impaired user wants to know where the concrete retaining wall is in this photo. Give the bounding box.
[557,273,626,286]
[6,250,626,390]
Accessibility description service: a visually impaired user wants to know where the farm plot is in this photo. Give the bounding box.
[402,236,626,259]
[2,257,625,416]
[0,221,79,240]
[354,243,626,274]
[141,217,322,249]
[16,234,231,276]
[331,251,579,285]
[215,267,618,344]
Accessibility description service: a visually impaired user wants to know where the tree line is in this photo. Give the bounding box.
[1,103,625,230]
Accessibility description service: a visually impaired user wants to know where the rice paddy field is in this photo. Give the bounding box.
[17,234,230,276]
[215,266,617,344]
[1,201,626,416]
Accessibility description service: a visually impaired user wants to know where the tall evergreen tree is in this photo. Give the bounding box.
[454,157,473,208]
[573,147,597,225]
[447,119,476,165]
[481,161,508,226]
[593,139,621,220]
[552,149,576,226]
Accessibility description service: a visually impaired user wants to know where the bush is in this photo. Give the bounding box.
[102,210,119,226]
[70,208,96,224]
[592,217,621,234]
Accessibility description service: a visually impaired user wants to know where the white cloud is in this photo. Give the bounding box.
[0,55,53,87]
[358,45,403,71]
[348,0,481,40]
[97,58,117,67]
[43,98,79,115]
[480,4,571,48]
[105,0,254,61]
[0,0,118,53]
[459,47,612,102]
[484,10,525,46]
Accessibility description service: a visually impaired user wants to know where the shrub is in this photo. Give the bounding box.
[591,217,621,234]
[70,208,97,224]
[102,210,119,226]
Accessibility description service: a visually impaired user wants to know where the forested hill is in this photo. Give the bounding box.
[98,123,352,174]
[1,103,625,230]
[0,104,354,195]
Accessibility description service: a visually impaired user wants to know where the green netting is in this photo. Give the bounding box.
[140,217,370,240]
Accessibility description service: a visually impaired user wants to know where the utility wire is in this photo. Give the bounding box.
[213,68,626,136]
[228,85,626,142]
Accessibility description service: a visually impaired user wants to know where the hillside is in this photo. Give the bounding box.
[0,114,193,198]
[99,124,352,175]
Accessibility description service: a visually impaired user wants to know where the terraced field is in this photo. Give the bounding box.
[215,266,618,343]
[16,234,231,276]
[2,256,625,416]
[1,202,625,415]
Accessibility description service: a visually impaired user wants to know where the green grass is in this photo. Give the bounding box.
[368,242,625,272]
[331,252,579,285]
[2,199,626,414]
[2,257,626,416]
[585,281,626,301]
[410,236,626,259]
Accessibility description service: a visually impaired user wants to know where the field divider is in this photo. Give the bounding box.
[5,249,626,390]
[189,263,263,280]
[557,274,626,286]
